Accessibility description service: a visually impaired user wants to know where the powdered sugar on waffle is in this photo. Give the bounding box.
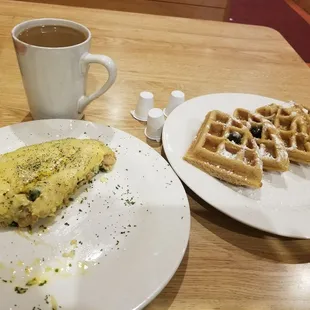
[231,116,243,126]
[251,104,300,154]
[243,120,252,129]
[262,119,274,128]
[283,101,308,114]
[287,142,297,150]
[259,145,273,159]
[256,153,263,170]
[249,138,263,169]
[282,101,296,108]
[272,134,289,160]
[220,147,237,159]
[252,112,265,121]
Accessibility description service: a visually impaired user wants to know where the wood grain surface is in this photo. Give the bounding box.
[1,1,310,309]
[15,0,228,21]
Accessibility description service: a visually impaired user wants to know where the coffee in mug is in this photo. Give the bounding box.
[12,18,117,120]
[18,25,87,48]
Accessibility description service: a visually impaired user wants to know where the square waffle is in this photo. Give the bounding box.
[256,103,310,164]
[233,108,289,171]
[184,110,263,188]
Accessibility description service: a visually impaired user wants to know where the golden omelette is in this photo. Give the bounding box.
[0,138,116,227]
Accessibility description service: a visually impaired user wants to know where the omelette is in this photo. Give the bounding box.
[0,138,116,227]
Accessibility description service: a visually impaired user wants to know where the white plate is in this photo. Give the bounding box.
[0,120,190,310]
[163,93,310,239]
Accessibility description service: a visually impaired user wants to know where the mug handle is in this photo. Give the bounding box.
[78,52,117,113]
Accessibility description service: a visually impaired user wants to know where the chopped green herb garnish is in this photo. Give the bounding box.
[39,225,47,231]
[39,280,47,286]
[15,287,28,294]
[26,277,38,286]
[124,197,136,206]
[44,295,50,304]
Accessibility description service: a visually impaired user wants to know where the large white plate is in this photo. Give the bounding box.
[0,120,190,310]
[163,93,310,239]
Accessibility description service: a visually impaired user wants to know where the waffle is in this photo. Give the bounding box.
[233,108,289,171]
[256,102,309,123]
[256,103,310,164]
[184,110,263,188]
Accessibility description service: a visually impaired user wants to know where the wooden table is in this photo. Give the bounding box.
[17,0,229,21]
[1,1,310,309]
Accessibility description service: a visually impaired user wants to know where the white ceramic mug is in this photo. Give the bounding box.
[12,18,117,120]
